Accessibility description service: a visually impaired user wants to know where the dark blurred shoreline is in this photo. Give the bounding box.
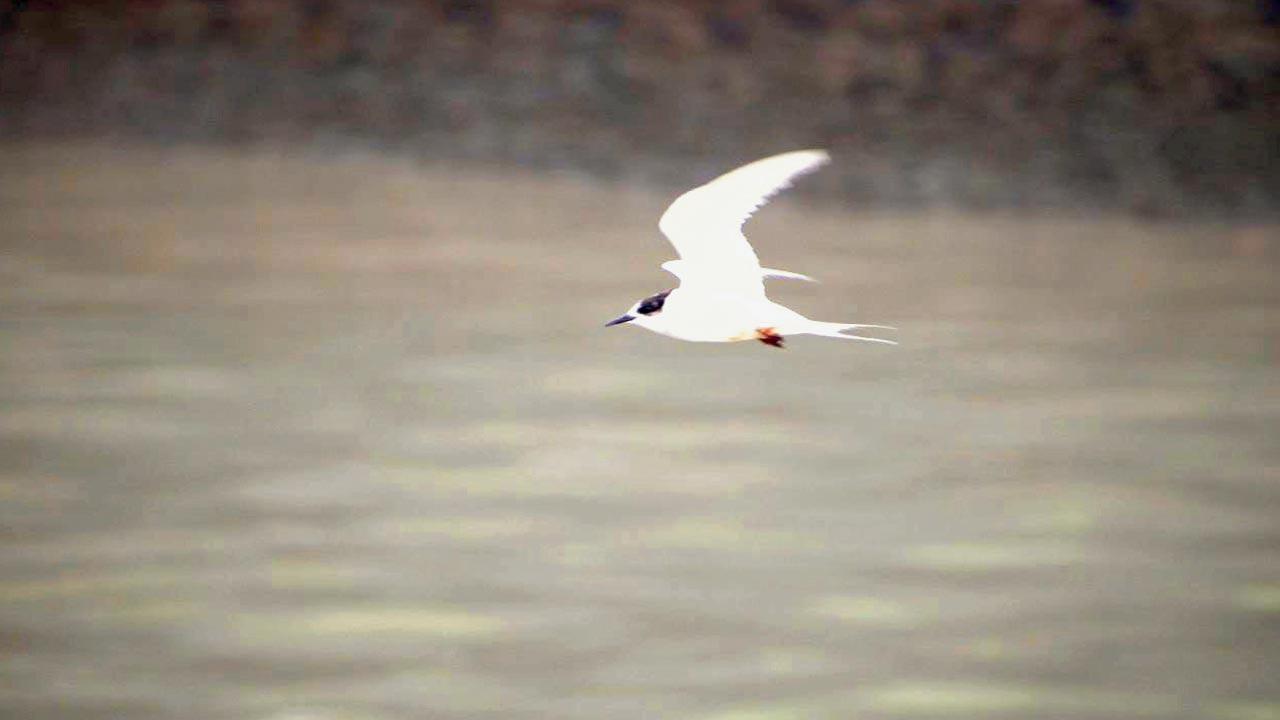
[2,0,1277,218]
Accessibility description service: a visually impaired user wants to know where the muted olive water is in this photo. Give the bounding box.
[0,144,1277,720]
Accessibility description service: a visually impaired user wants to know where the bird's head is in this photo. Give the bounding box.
[605,289,671,331]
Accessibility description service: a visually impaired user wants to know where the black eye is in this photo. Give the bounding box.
[636,290,671,315]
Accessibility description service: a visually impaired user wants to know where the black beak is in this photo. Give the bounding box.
[605,314,635,327]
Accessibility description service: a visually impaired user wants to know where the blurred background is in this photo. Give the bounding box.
[1,1,1277,719]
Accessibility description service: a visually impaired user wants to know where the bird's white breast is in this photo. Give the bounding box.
[642,289,777,342]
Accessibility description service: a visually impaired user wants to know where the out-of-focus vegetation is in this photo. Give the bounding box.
[2,0,1277,216]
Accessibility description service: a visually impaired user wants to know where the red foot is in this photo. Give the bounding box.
[756,327,785,348]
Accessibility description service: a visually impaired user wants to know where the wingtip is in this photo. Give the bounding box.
[761,267,819,283]
[764,149,830,167]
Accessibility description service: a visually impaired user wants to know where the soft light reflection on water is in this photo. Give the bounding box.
[0,144,1277,720]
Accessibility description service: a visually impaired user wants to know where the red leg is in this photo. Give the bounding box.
[756,327,785,348]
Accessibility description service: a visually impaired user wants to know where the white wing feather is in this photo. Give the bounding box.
[657,149,830,295]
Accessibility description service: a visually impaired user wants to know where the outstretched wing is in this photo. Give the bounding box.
[657,149,830,295]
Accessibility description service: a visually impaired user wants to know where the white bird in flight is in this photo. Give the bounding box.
[605,149,896,348]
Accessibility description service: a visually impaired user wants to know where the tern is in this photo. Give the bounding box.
[605,149,896,348]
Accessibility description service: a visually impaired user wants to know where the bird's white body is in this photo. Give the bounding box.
[607,149,895,348]
[627,288,810,342]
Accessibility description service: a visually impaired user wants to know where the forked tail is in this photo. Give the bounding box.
[801,320,898,345]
